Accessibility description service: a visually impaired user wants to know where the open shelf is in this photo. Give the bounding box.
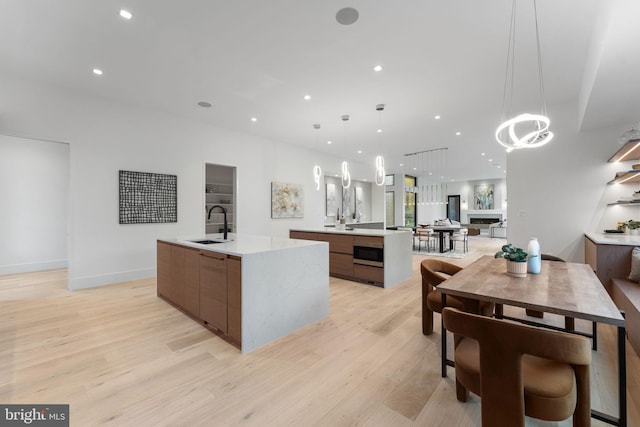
[608,139,640,162]
[608,170,640,185]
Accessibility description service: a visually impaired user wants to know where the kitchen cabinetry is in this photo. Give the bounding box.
[157,241,241,348]
[205,182,234,234]
[290,228,411,288]
[157,241,200,311]
[200,251,227,332]
[585,234,638,294]
[290,230,388,286]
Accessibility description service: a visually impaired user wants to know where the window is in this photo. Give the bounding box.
[404,175,417,227]
[385,191,395,226]
[385,174,394,186]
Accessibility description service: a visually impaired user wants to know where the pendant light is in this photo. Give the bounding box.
[312,123,322,191]
[496,0,553,152]
[341,115,351,189]
[374,104,386,186]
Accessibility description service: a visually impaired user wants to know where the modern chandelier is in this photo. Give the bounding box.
[340,115,351,189]
[312,123,322,191]
[374,104,386,186]
[495,0,553,152]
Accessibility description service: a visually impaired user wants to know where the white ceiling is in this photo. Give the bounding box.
[1,0,639,182]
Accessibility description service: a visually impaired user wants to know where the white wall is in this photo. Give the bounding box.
[0,134,69,274]
[0,74,379,289]
[508,102,635,262]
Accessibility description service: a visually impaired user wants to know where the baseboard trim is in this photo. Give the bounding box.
[69,268,156,290]
[0,260,68,276]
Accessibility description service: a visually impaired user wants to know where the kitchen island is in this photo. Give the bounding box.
[290,227,412,288]
[157,233,328,353]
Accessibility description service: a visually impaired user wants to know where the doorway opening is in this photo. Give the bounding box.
[205,163,236,234]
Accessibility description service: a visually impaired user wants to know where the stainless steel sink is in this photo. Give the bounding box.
[190,239,233,245]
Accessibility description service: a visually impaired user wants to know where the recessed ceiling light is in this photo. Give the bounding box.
[92,68,103,75]
[119,9,133,20]
[434,115,441,120]
[377,129,382,133]
[373,65,383,72]
[440,175,444,179]
[327,140,332,145]
[488,158,493,162]
[497,165,502,168]
[197,101,212,108]
[429,172,433,175]
[413,167,417,170]
[251,117,257,122]
[357,150,363,154]
[400,163,403,167]
[481,152,486,156]
[303,95,311,101]
[455,131,461,136]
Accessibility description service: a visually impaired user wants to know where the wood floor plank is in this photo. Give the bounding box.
[1,236,638,426]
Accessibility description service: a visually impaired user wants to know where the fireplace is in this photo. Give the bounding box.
[470,217,500,225]
[466,214,503,228]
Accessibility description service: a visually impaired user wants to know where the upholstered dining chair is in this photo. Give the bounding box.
[450,228,469,253]
[416,228,435,252]
[420,259,494,335]
[442,307,591,427]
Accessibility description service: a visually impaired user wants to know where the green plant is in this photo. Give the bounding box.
[628,220,640,230]
[494,244,528,262]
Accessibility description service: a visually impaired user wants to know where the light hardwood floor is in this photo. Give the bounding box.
[1,236,638,426]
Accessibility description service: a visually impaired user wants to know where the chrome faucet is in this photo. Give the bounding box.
[207,205,228,240]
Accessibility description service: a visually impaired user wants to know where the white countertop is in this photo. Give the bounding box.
[159,233,327,256]
[585,232,640,246]
[290,227,407,237]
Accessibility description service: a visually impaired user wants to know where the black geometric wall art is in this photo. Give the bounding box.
[119,170,177,224]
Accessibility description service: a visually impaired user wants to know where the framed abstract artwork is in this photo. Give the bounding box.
[326,183,337,217]
[474,184,494,210]
[342,185,352,218]
[271,182,304,218]
[119,170,177,224]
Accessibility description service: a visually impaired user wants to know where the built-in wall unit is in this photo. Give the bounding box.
[205,163,236,234]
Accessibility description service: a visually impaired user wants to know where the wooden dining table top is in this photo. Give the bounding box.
[437,255,625,327]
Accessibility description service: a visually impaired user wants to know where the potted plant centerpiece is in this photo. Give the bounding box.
[627,220,640,235]
[495,244,529,278]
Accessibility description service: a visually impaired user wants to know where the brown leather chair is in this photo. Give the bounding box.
[443,307,591,427]
[420,259,494,335]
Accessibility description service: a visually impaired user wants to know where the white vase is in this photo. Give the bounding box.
[506,260,527,278]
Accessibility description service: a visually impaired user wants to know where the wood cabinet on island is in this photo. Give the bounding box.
[289,227,412,288]
[157,233,329,353]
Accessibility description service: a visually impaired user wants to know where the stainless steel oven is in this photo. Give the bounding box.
[353,245,384,267]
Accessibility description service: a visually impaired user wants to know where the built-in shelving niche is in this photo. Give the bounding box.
[205,163,236,234]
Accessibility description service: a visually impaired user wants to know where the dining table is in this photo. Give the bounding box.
[426,225,461,253]
[437,255,627,426]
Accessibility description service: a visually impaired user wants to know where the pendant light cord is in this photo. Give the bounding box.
[533,0,547,117]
